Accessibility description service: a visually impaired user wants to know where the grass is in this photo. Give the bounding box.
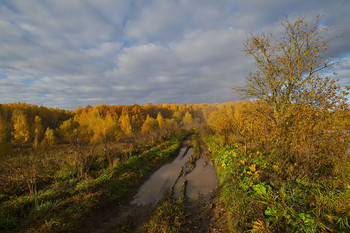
[136,198,186,233]
[0,132,189,232]
[203,134,350,233]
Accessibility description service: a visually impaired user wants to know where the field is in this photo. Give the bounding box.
[1,130,188,232]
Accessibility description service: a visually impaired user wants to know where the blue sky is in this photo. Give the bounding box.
[0,0,350,109]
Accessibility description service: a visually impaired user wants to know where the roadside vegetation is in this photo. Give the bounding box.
[204,133,349,232]
[201,16,350,232]
[137,198,186,233]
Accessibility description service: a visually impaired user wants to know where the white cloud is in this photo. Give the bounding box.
[125,0,187,42]
[84,42,122,57]
[175,29,246,65]
[0,0,349,109]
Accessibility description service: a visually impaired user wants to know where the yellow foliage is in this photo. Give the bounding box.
[183,112,193,125]
[58,119,79,143]
[11,111,31,145]
[41,127,56,146]
[157,112,165,130]
[0,115,8,142]
[249,164,256,172]
[141,115,158,135]
[33,116,44,147]
[89,114,119,143]
[207,106,235,144]
[252,219,270,232]
[119,114,132,135]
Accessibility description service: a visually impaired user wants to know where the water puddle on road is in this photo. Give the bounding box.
[173,158,217,200]
[131,146,217,207]
[131,148,192,207]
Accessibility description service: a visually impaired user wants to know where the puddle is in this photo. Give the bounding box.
[131,148,192,207]
[131,144,218,207]
[183,158,217,200]
[173,158,217,200]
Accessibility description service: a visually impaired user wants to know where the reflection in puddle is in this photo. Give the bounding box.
[131,146,218,207]
[184,158,217,200]
[131,148,192,207]
[173,158,217,200]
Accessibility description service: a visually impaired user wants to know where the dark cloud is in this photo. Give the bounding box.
[0,0,349,109]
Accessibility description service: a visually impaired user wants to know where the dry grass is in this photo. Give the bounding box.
[0,132,188,232]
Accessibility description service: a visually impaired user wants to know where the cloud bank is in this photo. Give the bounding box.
[0,0,349,109]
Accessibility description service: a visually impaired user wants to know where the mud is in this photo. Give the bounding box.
[173,158,217,200]
[183,190,232,233]
[131,148,192,207]
[132,147,217,206]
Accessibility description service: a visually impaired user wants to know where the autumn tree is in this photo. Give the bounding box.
[182,112,193,129]
[42,127,56,146]
[74,110,93,143]
[236,16,348,125]
[235,16,349,177]
[58,118,79,143]
[156,112,165,130]
[172,111,182,123]
[0,115,10,156]
[141,115,158,135]
[122,104,146,131]
[207,106,235,145]
[233,101,274,152]
[90,114,119,143]
[119,113,132,135]
[0,115,9,142]
[163,118,178,136]
[11,111,31,145]
[33,116,44,147]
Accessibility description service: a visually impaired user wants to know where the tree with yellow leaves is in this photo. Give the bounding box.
[42,127,56,146]
[90,114,119,143]
[233,16,350,179]
[233,101,273,152]
[182,112,193,129]
[11,111,31,146]
[207,106,235,145]
[33,116,44,147]
[141,115,158,135]
[156,112,165,130]
[0,115,10,156]
[235,16,349,152]
[236,16,348,125]
[0,115,8,142]
[58,118,79,143]
[119,113,132,135]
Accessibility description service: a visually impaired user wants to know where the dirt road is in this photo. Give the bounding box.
[75,136,231,232]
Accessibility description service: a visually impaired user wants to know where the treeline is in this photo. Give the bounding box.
[0,103,73,148]
[0,102,225,148]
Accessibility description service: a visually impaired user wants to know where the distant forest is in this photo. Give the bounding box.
[0,101,230,148]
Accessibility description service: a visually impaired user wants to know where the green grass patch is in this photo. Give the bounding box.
[137,198,186,233]
[203,134,350,232]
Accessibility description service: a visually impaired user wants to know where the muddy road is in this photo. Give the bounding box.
[76,136,230,233]
[131,147,194,207]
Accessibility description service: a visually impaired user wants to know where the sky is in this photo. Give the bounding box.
[0,0,350,110]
